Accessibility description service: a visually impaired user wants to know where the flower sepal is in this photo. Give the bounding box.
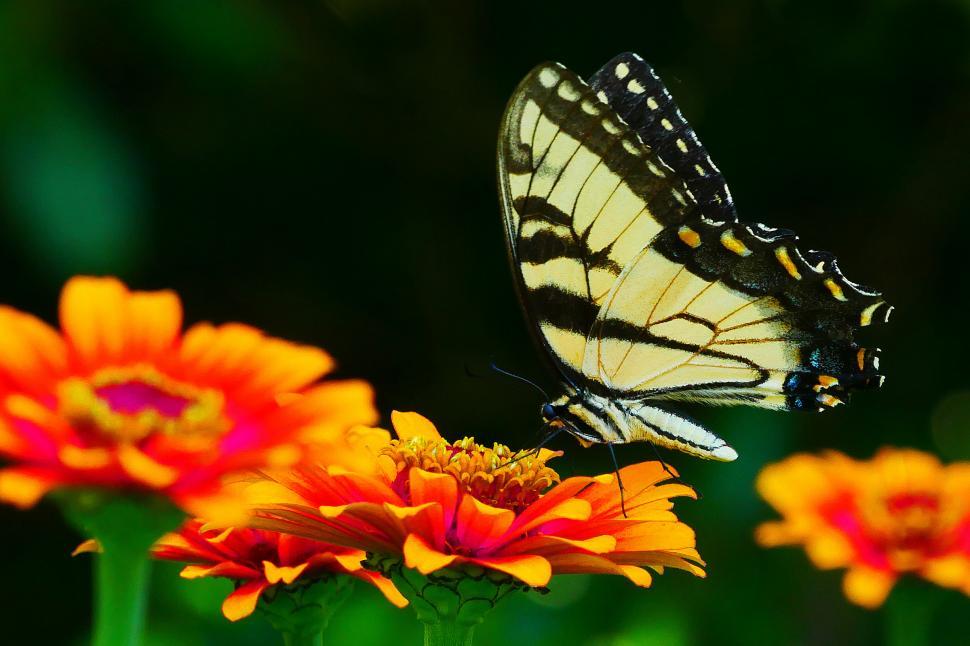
[366,553,534,646]
[257,575,355,645]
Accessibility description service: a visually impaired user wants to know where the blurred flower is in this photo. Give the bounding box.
[153,519,407,621]
[248,411,705,589]
[756,448,970,608]
[0,276,377,523]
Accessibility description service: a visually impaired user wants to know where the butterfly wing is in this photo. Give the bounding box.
[588,52,737,223]
[498,62,699,385]
[498,54,890,414]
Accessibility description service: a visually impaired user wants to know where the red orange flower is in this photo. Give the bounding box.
[248,411,705,589]
[153,519,407,620]
[0,277,376,523]
[756,448,970,608]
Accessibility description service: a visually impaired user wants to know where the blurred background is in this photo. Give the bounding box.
[1,1,968,644]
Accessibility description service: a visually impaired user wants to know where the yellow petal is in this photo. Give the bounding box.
[390,411,441,442]
[117,444,179,489]
[71,538,103,556]
[842,567,895,608]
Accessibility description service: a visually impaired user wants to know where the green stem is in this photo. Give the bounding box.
[884,582,939,646]
[58,490,185,646]
[91,539,153,646]
[423,620,475,646]
[281,630,324,646]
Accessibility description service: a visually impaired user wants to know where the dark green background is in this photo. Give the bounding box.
[1,1,968,644]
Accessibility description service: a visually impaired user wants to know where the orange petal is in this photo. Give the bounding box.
[262,560,308,585]
[545,552,652,587]
[0,307,67,393]
[60,276,129,369]
[409,469,459,536]
[222,579,270,621]
[500,534,617,557]
[842,567,895,608]
[72,538,103,556]
[454,495,515,550]
[0,467,63,508]
[179,323,333,401]
[403,533,456,574]
[354,569,409,608]
[124,290,182,362]
[117,444,179,489]
[181,562,260,580]
[390,411,440,442]
[469,554,552,587]
[59,445,112,470]
[175,486,251,528]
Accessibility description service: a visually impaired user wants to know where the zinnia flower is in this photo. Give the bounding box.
[152,519,407,621]
[756,447,970,608]
[0,276,376,522]
[247,411,705,589]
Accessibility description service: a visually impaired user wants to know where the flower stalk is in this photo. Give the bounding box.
[60,490,184,646]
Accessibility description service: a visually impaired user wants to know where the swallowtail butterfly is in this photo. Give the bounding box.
[497,53,891,461]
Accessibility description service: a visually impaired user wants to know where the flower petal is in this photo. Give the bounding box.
[0,307,67,394]
[454,495,515,550]
[390,411,440,442]
[262,560,308,585]
[409,469,458,541]
[0,466,64,508]
[354,569,409,608]
[222,579,270,621]
[181,562,260,580]
[124,290,182,362]
[71,538,103,556]
[403,533,456,574]
[468,554,552,587]
[117,444,179,489]
[60,276,129,370]
[842,567,895,608]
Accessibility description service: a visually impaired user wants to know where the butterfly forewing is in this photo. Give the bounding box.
[498,63,698,385]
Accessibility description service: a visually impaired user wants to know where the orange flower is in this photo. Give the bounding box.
[248,411,705,589]
[0,276,376,523]
[756,448,970,608]
[152,519,407,621]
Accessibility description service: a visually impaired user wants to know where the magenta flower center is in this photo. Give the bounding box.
[96,380,193,418]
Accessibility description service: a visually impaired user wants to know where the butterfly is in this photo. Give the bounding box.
[497,53,891,461]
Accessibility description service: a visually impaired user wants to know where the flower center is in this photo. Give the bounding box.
[381,436,560,513]
[58,365,229,444]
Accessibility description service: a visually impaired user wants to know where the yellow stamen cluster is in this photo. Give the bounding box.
[58,365,229,444]
[382,436,560,512]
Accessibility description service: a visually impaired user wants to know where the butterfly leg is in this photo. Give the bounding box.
[606,442,628,518]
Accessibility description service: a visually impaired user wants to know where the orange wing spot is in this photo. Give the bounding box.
[857,349,867,371]
[824,278,848,302]
[818,394,844,407]
[720,230,751,256]
[813,375,840,392]
[678,226,701,248]
[774,247,802,280]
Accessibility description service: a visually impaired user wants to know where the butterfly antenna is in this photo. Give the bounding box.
[606,442,628,518]
[489,362,550,400]
[497,423,566,470]
[646,441,702,500]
